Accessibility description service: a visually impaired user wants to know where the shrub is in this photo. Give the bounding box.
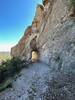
[0,79,12,92]
[70,0,75,6]
[0,57,28,87]
[70,0,75,15]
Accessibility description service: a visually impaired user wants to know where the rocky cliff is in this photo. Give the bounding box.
[11,0,75,64]
[11,0,75,75]
[0,0,75,99]
[11,3,44,60]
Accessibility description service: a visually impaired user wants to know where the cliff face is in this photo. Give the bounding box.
[11,0,75,68]
[11,4,44,60]
[1,0,75,99]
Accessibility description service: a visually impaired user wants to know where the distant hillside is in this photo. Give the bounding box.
[0,52,11,61]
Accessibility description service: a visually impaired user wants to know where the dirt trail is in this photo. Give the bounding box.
[0,62,50,100]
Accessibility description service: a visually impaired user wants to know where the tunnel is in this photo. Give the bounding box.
[30,36,39,62]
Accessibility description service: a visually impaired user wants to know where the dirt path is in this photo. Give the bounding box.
[0,62,50,100]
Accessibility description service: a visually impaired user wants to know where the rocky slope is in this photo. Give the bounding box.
[0,61,74,100]
[0,62,51,100]
[0,0,75,100]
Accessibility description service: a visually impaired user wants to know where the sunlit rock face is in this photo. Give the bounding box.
[31,51,39,62]
[11,0,75,68]
[11,4,44,60]
[32,4,44,33]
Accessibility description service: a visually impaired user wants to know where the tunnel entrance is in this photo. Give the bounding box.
[30,36,39,62]
[31,50,39,62]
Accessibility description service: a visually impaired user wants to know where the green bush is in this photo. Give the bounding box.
[70,0,75,13]
[0,57,28,92]
[0,79,12,92]
[0,57,28,84]
[70,0,75,6]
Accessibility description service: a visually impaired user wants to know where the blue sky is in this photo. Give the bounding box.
[0,0,42,51]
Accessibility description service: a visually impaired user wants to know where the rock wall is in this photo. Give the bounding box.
[11,0,75,67]
[11,4,44,60]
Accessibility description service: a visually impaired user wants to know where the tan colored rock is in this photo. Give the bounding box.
[11,0,73,64]
[32,4,44,32]
[30,36,37,50]
[31,51,39,62]
[11,26,33,58]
